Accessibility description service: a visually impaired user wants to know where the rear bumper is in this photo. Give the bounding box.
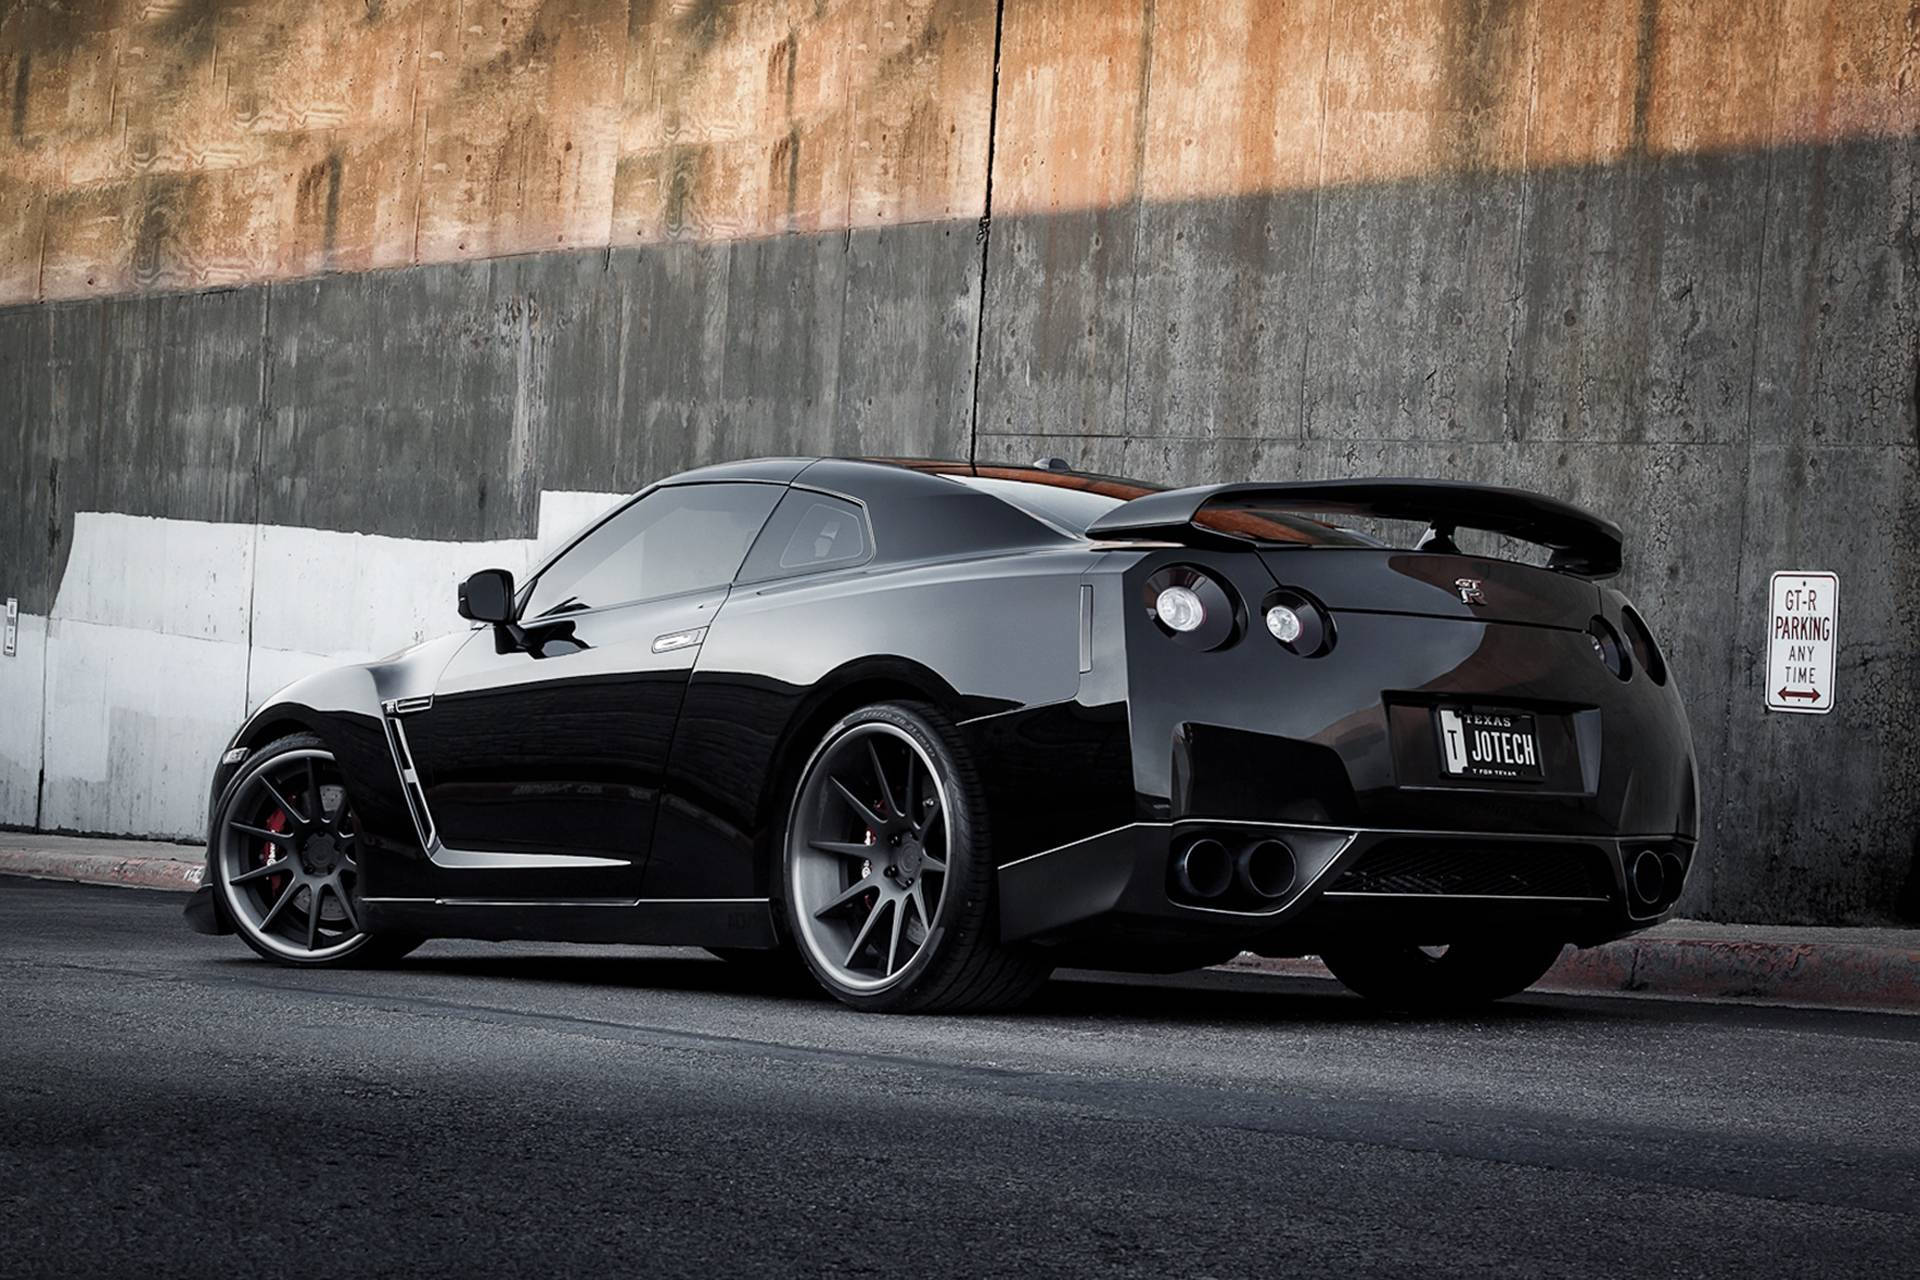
[998,820,1694,953]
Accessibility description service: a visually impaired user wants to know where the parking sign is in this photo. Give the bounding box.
[1765,571,1837,714]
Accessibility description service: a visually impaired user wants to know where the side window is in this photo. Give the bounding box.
[523,483,782,618]
[738,491,872,584]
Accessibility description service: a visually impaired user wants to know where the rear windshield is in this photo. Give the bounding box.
[953,476,1134,534]
[949,470,1377,546]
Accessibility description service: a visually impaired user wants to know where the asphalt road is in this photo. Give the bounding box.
[3,879,1917,1278]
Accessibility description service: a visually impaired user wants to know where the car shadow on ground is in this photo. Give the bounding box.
[204,944,1914,1036]
[301,945,1600,1030]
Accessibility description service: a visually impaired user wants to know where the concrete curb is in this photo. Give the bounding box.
[1226,934,1920,1014]
[5,839,1916,1013]
[1542,933,1920,1013]
[0,845,204,893]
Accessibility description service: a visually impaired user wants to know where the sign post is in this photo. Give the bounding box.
[1765,571,1837,715]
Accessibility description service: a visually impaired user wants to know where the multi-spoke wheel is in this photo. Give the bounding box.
[783,702,1051,1013]
[211,733,418,967]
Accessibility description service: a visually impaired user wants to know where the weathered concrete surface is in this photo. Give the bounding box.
[0,0,1001,303]
[6,0,1915,306]
[0,0,1915,923]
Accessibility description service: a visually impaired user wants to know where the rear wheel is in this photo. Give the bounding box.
[211,733,420,968]
[782,701,1051,1013]
[1320,935,1565,1010]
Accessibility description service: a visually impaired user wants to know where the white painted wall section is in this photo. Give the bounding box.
[18,491,627,841]
[39,621,253,837]
[0,613,47,827]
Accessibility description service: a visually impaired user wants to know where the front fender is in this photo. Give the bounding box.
[200,630,474,869]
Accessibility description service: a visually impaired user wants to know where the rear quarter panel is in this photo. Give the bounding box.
[652,547,1096,897]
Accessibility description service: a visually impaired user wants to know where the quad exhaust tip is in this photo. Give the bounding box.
[1173,838,1233,899]
[1630,847,1687,911]
[1659,851,1687,896]
[1172,835,1299,904]
[1237,838,1298,900]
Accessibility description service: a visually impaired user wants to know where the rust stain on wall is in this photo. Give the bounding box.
[0,0,1914,304]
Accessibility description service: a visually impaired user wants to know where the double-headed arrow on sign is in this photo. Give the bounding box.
[1776,686,1822,702]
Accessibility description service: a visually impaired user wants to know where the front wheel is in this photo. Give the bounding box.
[211,732,420,968]
[781,702,1051,1013]
[1319,935,1566,1011]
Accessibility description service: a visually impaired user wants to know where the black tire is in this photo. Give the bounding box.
[211,732,422,969]
[780,701,1052,1013]
[1319,935,1566,1011]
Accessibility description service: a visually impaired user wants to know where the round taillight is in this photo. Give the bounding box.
[1586,616,1631,681]
[1154,585,1206,633]
[1264,604,1303,643]
[1261,588,1334,657]
[1142,566,1241,650]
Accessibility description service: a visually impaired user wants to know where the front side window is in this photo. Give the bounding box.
[524,483,782,618]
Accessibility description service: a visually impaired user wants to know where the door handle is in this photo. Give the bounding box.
[652,627,708,654]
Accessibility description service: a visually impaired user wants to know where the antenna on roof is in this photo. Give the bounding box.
[1032,456,1074,472]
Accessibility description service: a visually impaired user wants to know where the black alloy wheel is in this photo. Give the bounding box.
[211,733,418,967]
[782,702,1050,1013]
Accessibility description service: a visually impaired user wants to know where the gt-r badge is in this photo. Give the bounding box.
[1456,577,1486,605]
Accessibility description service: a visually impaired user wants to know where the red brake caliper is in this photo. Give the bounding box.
[858,795,883,913]
[256,808,290,899]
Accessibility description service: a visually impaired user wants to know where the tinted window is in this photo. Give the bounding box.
[524,483,782,618]
[739,491,872,583]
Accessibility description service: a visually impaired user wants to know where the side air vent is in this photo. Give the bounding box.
[381,714,439,853]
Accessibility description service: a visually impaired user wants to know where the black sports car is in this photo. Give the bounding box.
[185,458,1698,1012]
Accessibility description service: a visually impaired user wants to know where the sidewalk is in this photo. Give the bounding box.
[0,831,206,892]
[5,831,1917,1013]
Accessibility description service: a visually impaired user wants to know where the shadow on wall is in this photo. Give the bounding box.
[0,134,1914,922]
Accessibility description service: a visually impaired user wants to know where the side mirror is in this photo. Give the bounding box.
[457,568,516,624]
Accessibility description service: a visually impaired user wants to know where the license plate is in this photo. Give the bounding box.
[1435,708,1544,781]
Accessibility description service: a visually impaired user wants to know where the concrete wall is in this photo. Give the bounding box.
[0,0,1915,923]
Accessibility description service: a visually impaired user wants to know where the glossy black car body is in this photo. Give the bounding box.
[187,457,1698,1003]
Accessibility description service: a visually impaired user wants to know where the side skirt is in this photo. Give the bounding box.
[361,897,778,947]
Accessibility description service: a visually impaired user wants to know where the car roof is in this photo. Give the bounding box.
[660,457,819,485]
[658,456,1164,553]
[662,455,1157,494]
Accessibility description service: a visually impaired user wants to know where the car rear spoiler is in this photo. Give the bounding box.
[1083,478,1624,579]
